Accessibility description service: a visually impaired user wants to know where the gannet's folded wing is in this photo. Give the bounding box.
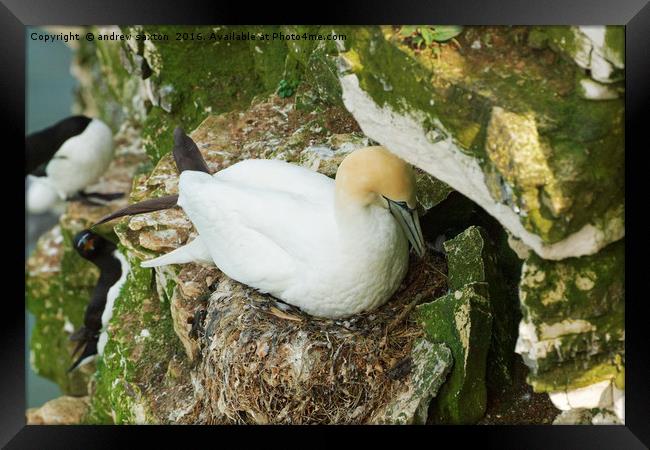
[214,158,334,204]
[178,171,334,295]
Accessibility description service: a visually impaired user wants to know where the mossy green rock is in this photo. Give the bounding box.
[415,285,493,424]
[279,25,343,107]
[111,25,349,165]
[126,25,284,163]
[73,26,141,131]
[515,239,624,392]
[85,251,187,424]
[371,340,452,424]
[334,25,624,259]
[443,226,519,389]
[527,26,624,84]
[26,225,97,396]
[445,226,499,289]
[415,170,453,212]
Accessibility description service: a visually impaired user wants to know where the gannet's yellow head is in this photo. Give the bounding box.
[335,146,426,257]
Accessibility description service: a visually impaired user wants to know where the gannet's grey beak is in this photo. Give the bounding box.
[386,198,426,258]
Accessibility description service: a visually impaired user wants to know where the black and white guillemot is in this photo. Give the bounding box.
[26,116,121,214]
[68,229,129,372]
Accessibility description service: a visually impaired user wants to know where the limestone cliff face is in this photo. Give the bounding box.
[26,25,623,425]
[335,26,623,260]
[331,25,624,423]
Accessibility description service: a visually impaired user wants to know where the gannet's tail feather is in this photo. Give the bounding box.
[141,236,213,268]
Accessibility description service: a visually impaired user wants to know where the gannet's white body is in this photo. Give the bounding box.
[27,119,113,213]
[141,146,425,319]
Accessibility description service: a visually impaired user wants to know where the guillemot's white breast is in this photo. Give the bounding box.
[96,249,130,356]
[26,117,114,214]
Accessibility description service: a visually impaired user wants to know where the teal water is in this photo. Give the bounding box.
[26,26,79,408]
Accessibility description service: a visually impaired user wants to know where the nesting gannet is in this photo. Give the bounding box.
[26,116,120,214]
[68,229,129,372]
[96,128,425,318]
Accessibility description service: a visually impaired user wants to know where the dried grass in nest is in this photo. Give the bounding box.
[185,251,448,424]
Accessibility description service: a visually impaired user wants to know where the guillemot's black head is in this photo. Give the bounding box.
[73,229,116,261]
[68,230,123,374]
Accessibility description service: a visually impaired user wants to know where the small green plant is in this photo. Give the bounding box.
[398,25,464,53]
[277,79,299,98]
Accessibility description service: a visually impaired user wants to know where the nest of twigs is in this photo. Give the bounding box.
[181,251,448,424]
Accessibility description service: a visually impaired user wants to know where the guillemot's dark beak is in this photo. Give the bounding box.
[385,198,426,258]
[93,194,179,227]
[91,127,210,228]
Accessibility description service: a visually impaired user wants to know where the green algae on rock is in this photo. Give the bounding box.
[72,26,143,131]
[414,170,453,212]
[84,250,192,424]
[335,25,624,260]
[515,240,624,389]
[130,25,286,163]
[335,23,626,421]
[110,25,349,166]
[26,225,97,396]
[514,239,624,421]
[415,284,493,424]
[527,26,624,85]
[370,340,452,424]
[443,226,519,390]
